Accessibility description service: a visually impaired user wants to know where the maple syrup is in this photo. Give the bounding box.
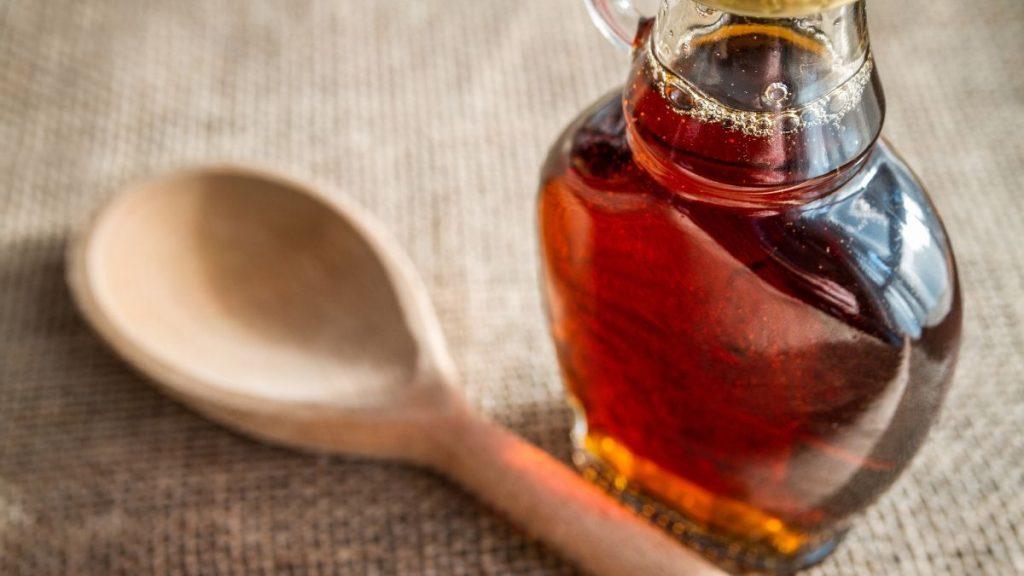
[539,12,960,574]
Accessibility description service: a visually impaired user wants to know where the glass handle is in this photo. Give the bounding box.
[584,0,649,52]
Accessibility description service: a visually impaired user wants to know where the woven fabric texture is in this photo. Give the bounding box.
[1,0,1021,574]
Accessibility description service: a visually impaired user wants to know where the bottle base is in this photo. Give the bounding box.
[572,448,848,575]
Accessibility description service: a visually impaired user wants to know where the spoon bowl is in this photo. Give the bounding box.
[68,168,459,460]
[68,166,723,576]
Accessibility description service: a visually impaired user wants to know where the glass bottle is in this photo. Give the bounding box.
[537,0,961,572]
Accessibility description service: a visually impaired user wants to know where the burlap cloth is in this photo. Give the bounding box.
[1,0,1021,574]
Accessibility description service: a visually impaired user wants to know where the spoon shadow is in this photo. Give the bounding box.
[0,238,575,573]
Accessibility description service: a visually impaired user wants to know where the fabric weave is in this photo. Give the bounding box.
[1,1,1021,574]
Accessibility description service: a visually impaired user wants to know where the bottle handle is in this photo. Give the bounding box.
[584,0,650,52]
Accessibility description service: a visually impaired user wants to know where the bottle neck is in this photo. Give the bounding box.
[623,0,883,203]
[651,0,871,112]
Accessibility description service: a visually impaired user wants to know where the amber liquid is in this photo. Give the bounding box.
[539,29,960,574]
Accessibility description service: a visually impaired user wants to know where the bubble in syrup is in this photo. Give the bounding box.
[762,82,791,108]
[666,86,695,111]
[800,107,822,125]
[827,89,850,115]
[779,113,801,133]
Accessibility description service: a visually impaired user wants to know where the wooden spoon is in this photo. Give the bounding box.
[67,166,722,576]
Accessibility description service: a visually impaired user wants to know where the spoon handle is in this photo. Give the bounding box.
[435,410,725,576]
